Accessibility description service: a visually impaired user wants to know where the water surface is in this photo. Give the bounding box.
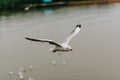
[0,3,120,80]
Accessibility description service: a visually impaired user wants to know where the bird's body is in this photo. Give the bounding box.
[50,45,70,52]
[25,24,81,53]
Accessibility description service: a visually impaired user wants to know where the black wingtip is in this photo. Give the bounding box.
[25,37,29,40]
[25,37,32,41]
[25,37,41,42]
[76,24,81,28]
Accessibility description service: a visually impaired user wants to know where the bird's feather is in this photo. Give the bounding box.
[25,37,62,47]
[61,24,81,45]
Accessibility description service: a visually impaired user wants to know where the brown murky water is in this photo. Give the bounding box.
[0,3,120,80]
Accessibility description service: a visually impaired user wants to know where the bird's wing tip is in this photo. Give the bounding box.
[76,24,81,28]
[25,37,29,39]
[25,37,32,40]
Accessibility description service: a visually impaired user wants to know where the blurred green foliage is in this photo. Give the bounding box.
[0,0,22,10]
[0,0,101,10]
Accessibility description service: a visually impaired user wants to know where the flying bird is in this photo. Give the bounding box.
[25,24,81,52]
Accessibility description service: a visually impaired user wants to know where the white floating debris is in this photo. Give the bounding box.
[18,72,24,80]
[18,72,23,76]
[28,77,35,80]
[28,66,35,71]
[52,60,57,65]
[24,7,29,11]
[20,68,26,73]
[62,60,67,65]
[8,71,14,76]
[19,75,24,80]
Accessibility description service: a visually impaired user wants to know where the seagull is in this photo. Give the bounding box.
[25,24,81,53]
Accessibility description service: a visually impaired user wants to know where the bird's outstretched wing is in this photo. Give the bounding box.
[25,37,62,47]
[61,24,81,45]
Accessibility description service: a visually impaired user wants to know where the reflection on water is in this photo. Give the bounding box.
[1,3,120,80]
[52,60,57,65]
[8,66,35,80]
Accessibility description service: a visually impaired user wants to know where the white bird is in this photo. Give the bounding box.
[25,24,81,53]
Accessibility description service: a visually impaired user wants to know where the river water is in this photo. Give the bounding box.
[0,3,120,80]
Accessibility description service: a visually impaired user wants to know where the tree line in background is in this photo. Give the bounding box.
[0,0,112,10]
[0,0,85,10]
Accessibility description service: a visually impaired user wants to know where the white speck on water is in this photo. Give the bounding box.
[62,60,67,65]
[20,68,26,73]
[28,76,35,80]
[28,66,35,71]
[18,72,24,80]
[24,7,29,11]
[8,71,14,76]
[52,60,57,65]
[18,72,24,76]
[19,75,24,80]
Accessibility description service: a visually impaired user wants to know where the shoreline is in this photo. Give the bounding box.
[0,1,120,11]
[68,1,120,6]
[24,1,120,7]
